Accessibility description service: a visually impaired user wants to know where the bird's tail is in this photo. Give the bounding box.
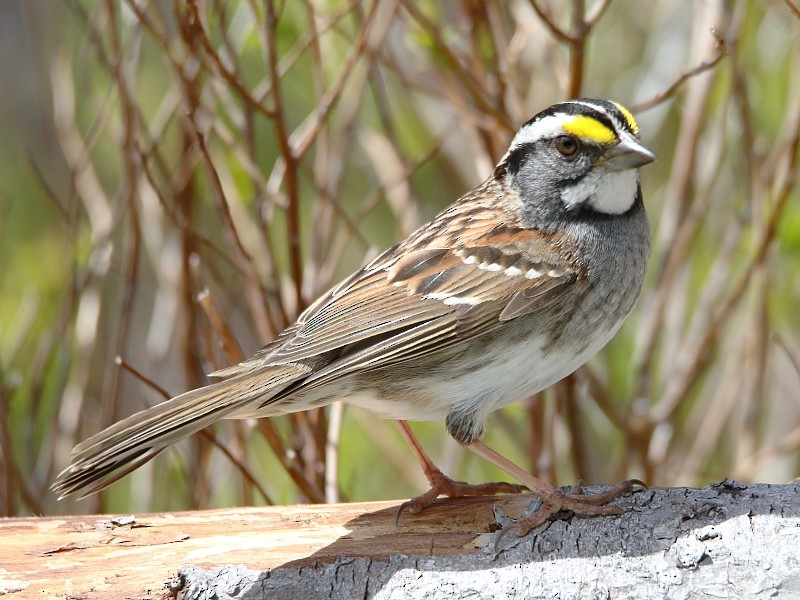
[52,366,302,499]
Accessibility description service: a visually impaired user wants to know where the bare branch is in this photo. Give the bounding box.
[632,30,728,112]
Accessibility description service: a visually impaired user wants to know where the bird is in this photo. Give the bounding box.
[53,98,656,536]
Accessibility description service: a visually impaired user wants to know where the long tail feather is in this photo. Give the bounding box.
[52,366,304,499]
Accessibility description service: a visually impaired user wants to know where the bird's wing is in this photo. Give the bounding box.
[284,231,579,392]
[214,195,585,392]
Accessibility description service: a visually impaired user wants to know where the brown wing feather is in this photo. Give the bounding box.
[218,180,584,384]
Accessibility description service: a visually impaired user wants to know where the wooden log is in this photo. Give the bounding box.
[2,481,799,599]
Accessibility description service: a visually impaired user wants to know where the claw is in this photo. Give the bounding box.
[494,480,640,548]
[396,471,526,525]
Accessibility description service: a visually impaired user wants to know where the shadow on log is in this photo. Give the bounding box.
[2,481,799,599]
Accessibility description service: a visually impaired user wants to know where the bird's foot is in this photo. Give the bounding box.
[497,479,645,542]
[396,469,526,524]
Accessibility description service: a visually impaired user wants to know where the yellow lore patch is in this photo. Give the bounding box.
[562,115,616,144]
[613,101,639,135]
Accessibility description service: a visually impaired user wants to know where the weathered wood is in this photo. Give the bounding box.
[0,493,516,598]
[2,482,799,599]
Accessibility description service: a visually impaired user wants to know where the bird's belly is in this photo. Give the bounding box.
[344,324,619,422]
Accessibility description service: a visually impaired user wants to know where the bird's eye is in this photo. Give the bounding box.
[555,135,579,157]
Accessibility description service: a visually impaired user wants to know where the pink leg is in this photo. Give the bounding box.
[467,439,642,536]
[395,421,526,523]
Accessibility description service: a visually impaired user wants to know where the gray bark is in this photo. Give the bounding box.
[176,481,800,600]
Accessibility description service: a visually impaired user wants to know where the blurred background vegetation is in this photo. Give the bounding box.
[1,0,799,517]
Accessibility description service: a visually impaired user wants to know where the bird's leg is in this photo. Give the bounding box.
[466,439,642,537]
[395,420,526,523]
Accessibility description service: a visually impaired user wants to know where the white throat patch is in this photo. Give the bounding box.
[561,167,639,215]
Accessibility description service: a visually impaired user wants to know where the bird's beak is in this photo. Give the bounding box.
[602,135,657,171]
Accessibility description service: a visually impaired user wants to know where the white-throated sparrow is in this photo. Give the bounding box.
[54,99,656,536]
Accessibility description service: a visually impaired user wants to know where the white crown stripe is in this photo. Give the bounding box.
[566,100,637,135]
[521,100,634,141]
[509,102,631,151]
[510,114,572,149]
[565,100,615,120]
